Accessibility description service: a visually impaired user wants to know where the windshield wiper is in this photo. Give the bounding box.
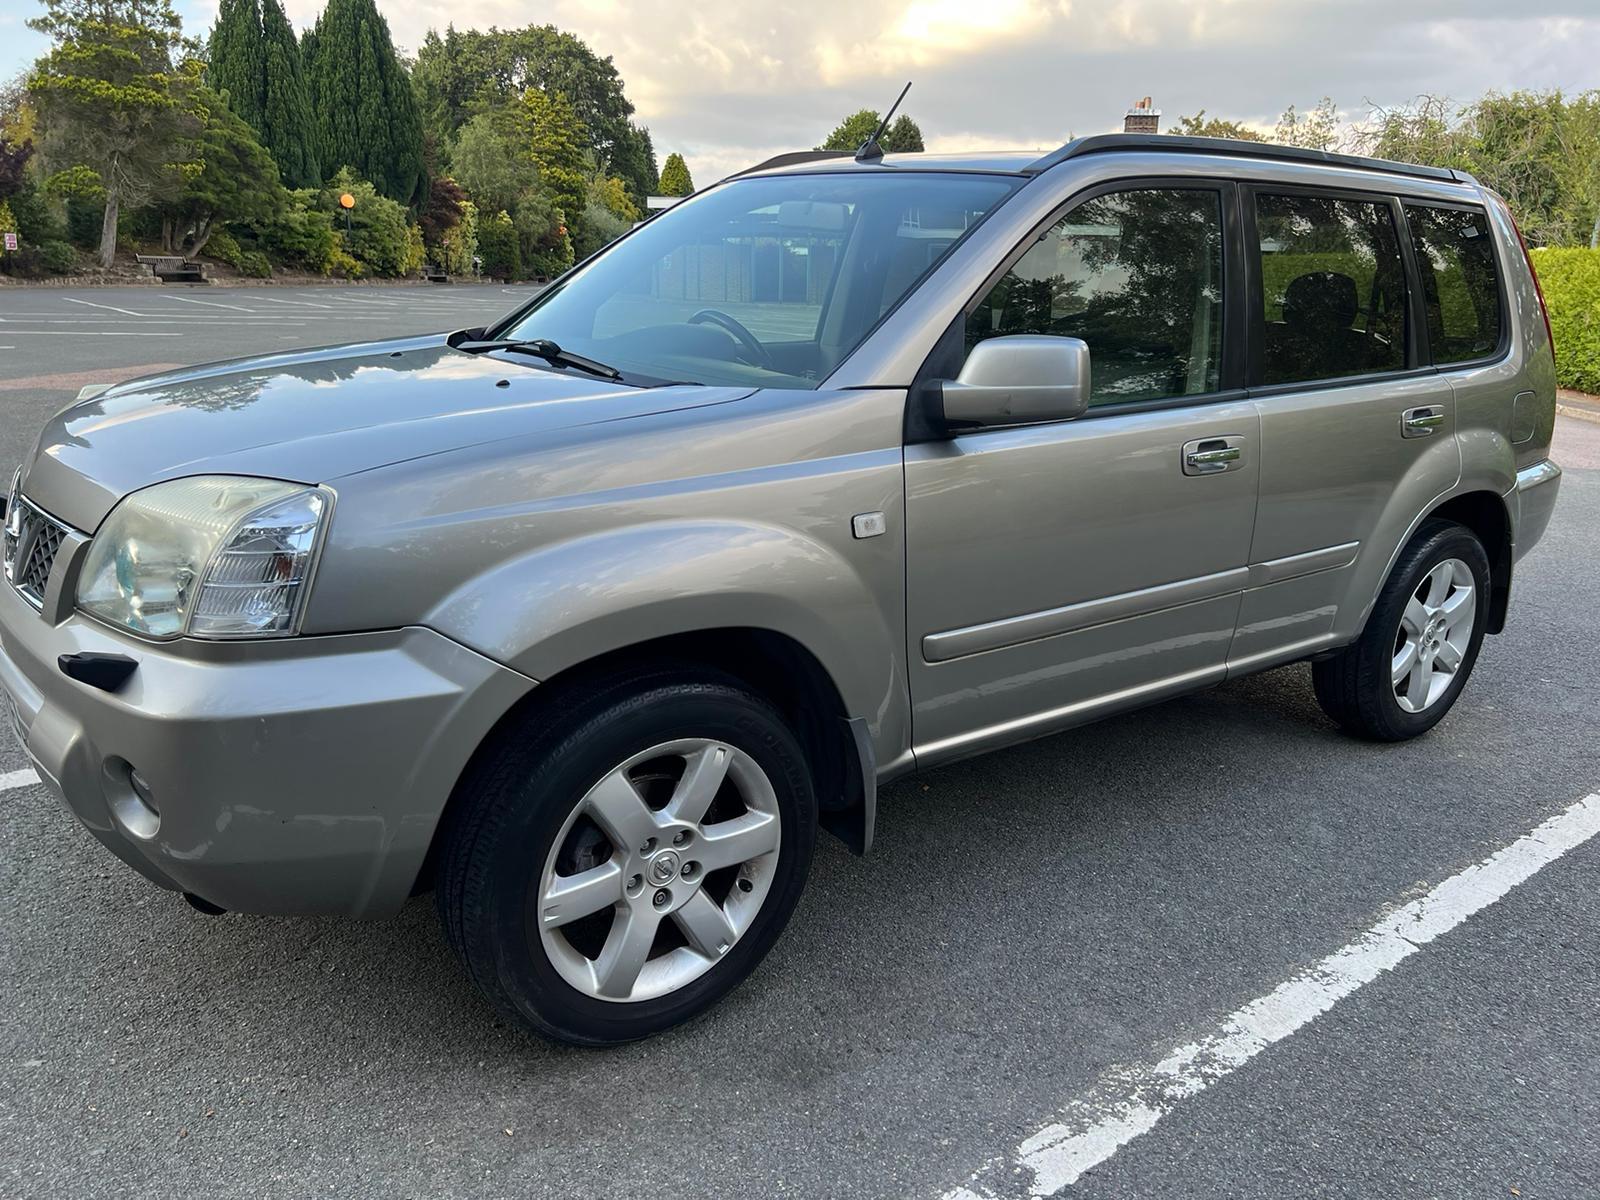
[457,337,623,382]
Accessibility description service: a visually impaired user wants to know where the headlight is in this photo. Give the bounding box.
[76,476,331,639]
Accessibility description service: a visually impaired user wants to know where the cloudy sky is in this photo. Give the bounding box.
[4,0,1598,182]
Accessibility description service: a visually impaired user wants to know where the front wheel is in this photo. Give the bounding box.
[1312,519,1490,741]
[436,673,817,1045]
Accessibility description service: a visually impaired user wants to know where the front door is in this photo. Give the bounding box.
[905,183,1260,766]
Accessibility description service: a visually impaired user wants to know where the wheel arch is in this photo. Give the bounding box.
[417,627,876,896]
[1425,490,1513,635]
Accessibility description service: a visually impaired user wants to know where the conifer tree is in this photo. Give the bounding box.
[259,0,318,186]
[206,0,318,188]
[659,152,693,196]
[303,0,423,203]
[207,0,265,131]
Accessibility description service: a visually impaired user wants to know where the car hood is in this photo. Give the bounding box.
[22,334,751,531]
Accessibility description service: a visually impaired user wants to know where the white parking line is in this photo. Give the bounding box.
[942,790,1600,1200]
[158,294,256,312]
[250,295,335,309]
[63,297,146,317]
[1,767,40,793]
[0,330,184,336]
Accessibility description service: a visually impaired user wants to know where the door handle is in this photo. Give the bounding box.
[1183,437,1244,475]
[1402,406,1446,438]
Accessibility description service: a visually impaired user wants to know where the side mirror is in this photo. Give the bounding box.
[937,335,1091,430]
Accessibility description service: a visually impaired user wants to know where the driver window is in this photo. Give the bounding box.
[966,188,1225,405]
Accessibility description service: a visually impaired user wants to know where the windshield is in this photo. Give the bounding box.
[495,172,1021,389]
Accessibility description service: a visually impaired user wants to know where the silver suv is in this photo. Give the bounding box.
[0,135,1563,1044]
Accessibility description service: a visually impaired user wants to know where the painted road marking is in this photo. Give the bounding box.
[1,768,40,793]
[942,790,1600,1199]
[251,295,336,309]
[63,297,146,317]
[0,331,185,337]
[157,294,256,312]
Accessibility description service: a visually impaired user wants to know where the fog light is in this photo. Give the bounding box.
[103,757,159,839]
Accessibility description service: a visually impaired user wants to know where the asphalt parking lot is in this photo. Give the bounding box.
[2,284,1598,1199]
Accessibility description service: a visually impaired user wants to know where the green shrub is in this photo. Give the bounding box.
[39,240,77,274]
[252,196,337,274]
[319,169,416,278]
[7,179,65,246]
[206,229,245,268]
[477,210,521,281]
[1529,247,1600,394]
[239,250,273,278]
[65,198,101,250]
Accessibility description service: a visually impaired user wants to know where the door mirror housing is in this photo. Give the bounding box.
[936,335,1091,431]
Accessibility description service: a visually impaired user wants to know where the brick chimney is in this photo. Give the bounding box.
[1124,97,1160,135]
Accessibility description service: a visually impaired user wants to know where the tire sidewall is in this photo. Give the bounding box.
[473,682,816,1044]
[1364,524,1491,738]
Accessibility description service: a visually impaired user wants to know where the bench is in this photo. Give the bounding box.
[135,254,206,283]
[422,263,450,283]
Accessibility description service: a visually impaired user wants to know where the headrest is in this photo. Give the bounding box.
[1282,271,1358,332]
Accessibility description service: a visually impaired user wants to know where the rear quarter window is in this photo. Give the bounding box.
[1404,204,1504,364]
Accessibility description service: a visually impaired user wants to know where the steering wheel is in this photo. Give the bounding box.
[688,308,775,371]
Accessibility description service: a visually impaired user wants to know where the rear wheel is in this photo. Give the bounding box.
[437,672,817,1045]
[1312,520,1490,741]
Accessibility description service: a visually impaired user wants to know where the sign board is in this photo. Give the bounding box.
[2,232,16,252]
[339,193,356,210]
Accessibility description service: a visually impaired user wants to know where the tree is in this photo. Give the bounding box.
[1170,110,1263,142]
[0,134,32,200]
[303,0,423,203]
[820,108,925,153]
[449,108,537,215]
[158,83,284,254]
[519,86,588,230]
[1351,90,1600,247]
[419,173,466,246]
[411,23,657,203]
[884,114,924,152]
[259,0,318,187]
[206,0,318,187]
[206,0,264,131]
[1273,98,1341,151]
[28,0,197,267]
[476,207,520,279]
[658,151,693,196]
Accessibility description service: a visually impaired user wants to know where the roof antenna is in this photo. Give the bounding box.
[856,81,912,162]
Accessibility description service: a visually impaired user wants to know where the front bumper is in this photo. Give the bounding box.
[0,580,533,916]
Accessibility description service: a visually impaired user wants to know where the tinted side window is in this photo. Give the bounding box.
[967,188,1224,406]
[1405,204,1503,364]
[1254,193,1408,385]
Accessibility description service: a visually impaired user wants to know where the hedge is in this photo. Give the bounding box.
[1529,247,1600,395]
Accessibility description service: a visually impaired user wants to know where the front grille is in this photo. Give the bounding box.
[3,495,75,611]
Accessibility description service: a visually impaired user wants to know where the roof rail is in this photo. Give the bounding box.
[1025,133,1466,185]
[729,150,851,179]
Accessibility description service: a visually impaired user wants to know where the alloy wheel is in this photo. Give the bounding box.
[533,738,782,1003]
[1392,557,1476,714]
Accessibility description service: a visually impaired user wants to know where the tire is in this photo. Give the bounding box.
[436,670,817,1045]
[1312,519,1491,741]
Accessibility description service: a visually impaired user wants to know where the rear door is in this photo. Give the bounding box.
[904,181,1260,765]
[1232,184,1460,675]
